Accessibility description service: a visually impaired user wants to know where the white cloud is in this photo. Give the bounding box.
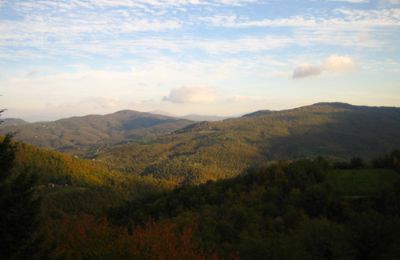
[163,86,217,103]
[193,36,292,53]
[323,55,356,72]
[2,1,398,61]
[379,0,400,5]
[292,64,322,79]
[293,55,356,79]
[13,0,255,12]
[205,8,400,28]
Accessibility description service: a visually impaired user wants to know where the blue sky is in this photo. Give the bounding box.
[0,0,399,121]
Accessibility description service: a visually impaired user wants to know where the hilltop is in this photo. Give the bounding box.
[8,139,172,218]
[97,103,400,184]
[3,103,400,185]
[0,110,193,157]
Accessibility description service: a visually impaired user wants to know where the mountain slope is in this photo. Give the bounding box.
[109,158,400,259]
[0,118,28,127]
[8,139,172,218]
[97,103,400,184]
[0,110,193,156]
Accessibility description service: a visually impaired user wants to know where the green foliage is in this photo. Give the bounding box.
[99,103,400,184]
[372,150,400,172]
[2,103,400,258]
[7,139,173,221]
[289,218,356,260]
[109,157,400,259]
[0,135,41,259]
[0,110,193,156]
[327,169,400,197]
[0,134,15,182]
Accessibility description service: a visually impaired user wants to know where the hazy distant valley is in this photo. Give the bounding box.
[0,110,194,157]
[2,102,400,259]
[3,102,400,184]
[3,0,400,258]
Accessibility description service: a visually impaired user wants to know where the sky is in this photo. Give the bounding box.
[0,0,400,121]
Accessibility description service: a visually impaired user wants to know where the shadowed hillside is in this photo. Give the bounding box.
[108,157,400,259]
[97,103,400,184]
[0,110,193,157]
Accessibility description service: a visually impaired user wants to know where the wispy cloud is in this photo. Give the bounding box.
[379,0,400,6]
[163,86,217,103]
[1,0,400,119]
[204,8,400,28]
[293,64,322,79]
[1,1,398,61]
[329,0,368,3]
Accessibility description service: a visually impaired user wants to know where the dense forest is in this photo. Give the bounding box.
[2,0,400,257]
[1,104,400,259]
[1,132,400,259]
[0,110,193,156]
[98,103,400,184]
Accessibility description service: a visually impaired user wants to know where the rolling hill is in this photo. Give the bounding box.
[2,104,400,259]
[108,158,400,259]
[8,139,172,218]
[0,118,28,127]
[0,110,193,157]
[97,103,400,184]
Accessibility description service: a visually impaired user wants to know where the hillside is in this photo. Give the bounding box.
[0,110,193,156]
[108,158,400,259]
[2,112,400,259]
[97,103,400,184]
[9,140,172,218]
[0,118,28,127]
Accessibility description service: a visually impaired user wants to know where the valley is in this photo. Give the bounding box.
[1,103,400,259]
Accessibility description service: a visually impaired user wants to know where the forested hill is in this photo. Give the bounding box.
[0,110,193,156]
[0,118,28,127]
[8,139,172,218]
[97,103,400,184]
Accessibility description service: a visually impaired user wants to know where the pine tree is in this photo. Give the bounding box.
[0,113,41,259]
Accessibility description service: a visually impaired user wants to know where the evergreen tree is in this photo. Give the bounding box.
[0,113,41,259]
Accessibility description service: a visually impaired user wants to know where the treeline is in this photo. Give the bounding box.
[8,139,172,218]
[2,129,400,259]
[107,155,400,259]
[0,134,176,258]
[0,135,41,259]
[333,150,400,171]
[97,102,400,185]
[38,155,400,259]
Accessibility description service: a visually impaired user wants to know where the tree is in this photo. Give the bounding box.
[0,111,41,259]
[350,157,365,169]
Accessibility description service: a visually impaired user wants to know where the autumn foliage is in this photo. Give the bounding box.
[46,214,217,259]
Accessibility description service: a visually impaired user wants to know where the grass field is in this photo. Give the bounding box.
[327,169,400,197]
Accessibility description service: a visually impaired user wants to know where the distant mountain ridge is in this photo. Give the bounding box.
[0,110,194,156]
[0,118,29,127]
[2,102,400,185]
[149,110,230,121]
[179,114,228,122]
[97,102,400,184]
